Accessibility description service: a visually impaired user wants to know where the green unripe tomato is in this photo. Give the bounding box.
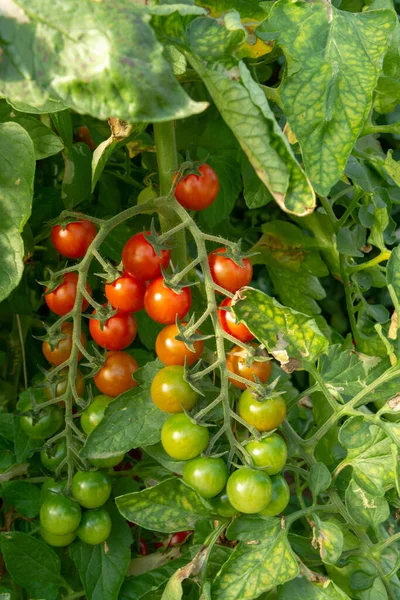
[77,508,112,545]
[81,395,113,435]
[40,494,81,535]
[212,492,238,518]
[41,478,67,503]
[238,389,286,432]
[89,454,125,469]
[20,405,64,440]
[258,475,290,516]
[40,524,76,547]
[40,438,67,472]
[71,471,112,509]
[183,457,228,499]
[226,467,272,514]
[150,365,198,413]
[246,433,287,475]
[161,413,209,461]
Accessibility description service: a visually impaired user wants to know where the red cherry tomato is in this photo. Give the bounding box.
[89,308,137,351]
[144,278,191,325]
[122,232,170,281]
[105,273,146,313]
[42,322,86,366]
[168,531,192,547]
[208,247,252,294]
[218,298,253,343]
[174,164,219,211]
[155,323,204,367]
[94,351,139,397]
[45,273,91,316]
[139,539,148,556]
[51,220,97,259]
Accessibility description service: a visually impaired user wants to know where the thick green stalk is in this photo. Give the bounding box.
[153,122,188,271]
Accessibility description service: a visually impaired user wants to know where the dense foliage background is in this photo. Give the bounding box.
[0,0,400,598]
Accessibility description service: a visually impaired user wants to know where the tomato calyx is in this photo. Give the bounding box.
[174,317,212,353]
[39,268,67,296]
[142,223,171,259]
[86,304,118,330]
[211,242,253,270]
[36,321,70,352]
[173,159,208,186]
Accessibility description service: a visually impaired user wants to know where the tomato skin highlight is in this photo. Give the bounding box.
[40,524,77,547]
[43,322,87,366]
[226,468,272,514]
[51,220,97,259]
[218,298,254,343]
[258,475,290,516]
[150,365,198,413]
[208,247,252,294]
[94,351,139,398]
[144,278,191,325]
[122,232,170,281]
[183,457,228,499]
[155,323,204,367]
[238,389,286,432]
[45,272,91,316]
[40,494,82,535]
[71,471,112,509]
[105,273,146,313]
[161,413,209,460]
[168,530,192,547]
[246,433,287,475]
[81,395,113,435]
[226,343,271,390]
[174,164,219,211]
[77,508,112,545]
[40,438,67,472]
[20,405,64,440]
[89,309,137,351]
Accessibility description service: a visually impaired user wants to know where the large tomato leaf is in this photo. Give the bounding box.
[258,0,397,195]
[115,478,214,533]
[279,577,352,599]
[0,122,35,303]
[212,519,298,600]
[345,479,390,526]
[188,57,315,217]
[3,0,207,122]
[232,287,329,368]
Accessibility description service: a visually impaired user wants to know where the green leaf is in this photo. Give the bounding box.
[1,481,40,518]
[115,477,214,533]
[252,221,327,315]
[387,245,400,313]
[212,520,299,600]
[1,531,61,600]
[5,1,207,123]
[279,578,352,599]
[241,155,273,209]
[81,361,168,460]
[62,143,92,209]
[259,0,397,194]
[69,503,131,600]
[120,558,189,600]
[198,1,267,20]
[309,463,332,498]
[314,518,343,565]
[232,287,329,369]
[13,416,41,463]
[0,414,15,442]
[51,110,73,147]
[9,115,64,159]
[161,548,207,600]
[144,443,185,476]
[0,122,35,303]
[187,15,246,60]
[345,479,389,526]
[374,21,400,114]
[6,97,68,114]
[188,57,315,217]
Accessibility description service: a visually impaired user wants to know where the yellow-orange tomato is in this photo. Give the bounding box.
[226,343,271,390]
[155,323,204,367]
[42,322,86,366]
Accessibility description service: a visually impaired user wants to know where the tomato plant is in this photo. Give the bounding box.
[1,1,400,598]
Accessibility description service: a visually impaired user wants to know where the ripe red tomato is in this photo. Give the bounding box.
[208,247,252,294]
[139,539,148,555]
[168,531,192,547]
[105,273,146,313]
[89,308,137,351]
[144,278,191,325]
[42,322,87,366]
[122,232,170,281]
[51,220,97,259]
[45,273,91,316]
[174,164,219,211]
[226,343,271,390]
[238,389,286,432]
[218,298,253,343]
[155,323,204,367]
[94,351,139,397]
